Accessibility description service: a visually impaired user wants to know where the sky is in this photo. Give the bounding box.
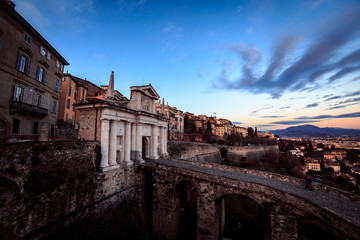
[14,0,360,131]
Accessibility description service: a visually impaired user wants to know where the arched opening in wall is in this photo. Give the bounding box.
[298,217,340,240]
[219,148,227,160]
[116,150,122,164]
[0,119,7,142]
[142,137,149,159]
[176,180,198,240]
[219,194,267,240]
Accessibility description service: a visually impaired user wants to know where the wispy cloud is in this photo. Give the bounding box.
[117,0,147,10]
[213,4,360,98]
[296,112,360,119]
[271,120,320,125]
[304,102,319,108]
[247,26,254,35]
[232,122,243,125]
[162,23,183,38]
[252,105,274,114]
[262,115,284,118]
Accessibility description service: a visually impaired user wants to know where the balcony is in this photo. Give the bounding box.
[10,101,48,118]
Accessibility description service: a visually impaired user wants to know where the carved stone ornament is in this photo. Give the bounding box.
[141,96,150,111]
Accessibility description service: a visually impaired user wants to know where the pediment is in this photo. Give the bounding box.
[130,84,160,99]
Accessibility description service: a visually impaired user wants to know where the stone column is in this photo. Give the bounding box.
[131,122,136,160]
[159,126,164,157]
[136,123,143,162]
[164,126,168,155]
[124,121,131,164]
[152,125,159,159]
[108,120,117,166]
[100,119,110,169]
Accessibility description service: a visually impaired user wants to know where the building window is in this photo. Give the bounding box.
[68,87,71,96]
[16,52,31,75]
[50,100,58,113]
[75,85,78,90]
[32,93,44,108]
[74,91,77,100]
[82,88,85,96]
[66,99,70,109]
[54,79,60,91]
[72,105,75,111]
[65,113,68,121]
[33,122,38,134]
[69,78,72,87]
[24,33,31,44]
[40,46,50,60]
[81,95,84,102]
[56,60,64,71]
[62,77,66,82]
[36,66,47,84]
[12,118,20,134]
[13,85,28,102]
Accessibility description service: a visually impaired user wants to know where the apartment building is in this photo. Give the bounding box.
[155,99,184,140]
[0,0,68,142]
[58,74,87,126]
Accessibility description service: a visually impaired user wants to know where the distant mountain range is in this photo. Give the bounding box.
[271,124,360,138]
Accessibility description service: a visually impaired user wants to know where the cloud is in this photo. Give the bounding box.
[296,112,360,119]
[344,90,360,97]
[325,96,341,101]
[117,0,147,10]
[271,120,319,125]
[16,0,49,31]
[251,105,274,114]
[232,122,243,125]
[304,102,319,108]
[162,23,183,38]
[280,106,290,109]
[213,4,360,98]
[247,26,254,34]
[326,103,358,110]
[262,115,284,118]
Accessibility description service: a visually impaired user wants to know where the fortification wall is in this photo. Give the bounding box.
[0,141,145,239]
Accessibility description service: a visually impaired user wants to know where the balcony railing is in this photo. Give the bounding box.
[10,101,48,118]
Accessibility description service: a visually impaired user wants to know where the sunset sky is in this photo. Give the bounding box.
[15,0,360,130]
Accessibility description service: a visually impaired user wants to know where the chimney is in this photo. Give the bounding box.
[6,0,16,8]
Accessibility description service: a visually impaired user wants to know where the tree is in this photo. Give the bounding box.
[317,143,324,149]
[254,127,258,136]
[248,127,254,137]
[206,120,212,131]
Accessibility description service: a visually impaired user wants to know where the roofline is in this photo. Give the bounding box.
[1,1,69,65]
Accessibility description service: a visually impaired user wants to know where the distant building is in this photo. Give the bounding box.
[0,0,68,142]
[233,126,248,137]
[58,74,88,126]
[305,158,321,172]
[324,162,341,173]
[155,99,184,140]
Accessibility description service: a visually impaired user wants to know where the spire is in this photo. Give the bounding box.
[107,71,115,99]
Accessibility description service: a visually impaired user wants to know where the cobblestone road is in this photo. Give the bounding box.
[153,158,360,227]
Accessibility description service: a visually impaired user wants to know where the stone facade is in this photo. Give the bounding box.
[0,0,68,142]
[76,72,168,172]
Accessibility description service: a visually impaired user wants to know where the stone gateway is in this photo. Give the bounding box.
[76,72,168,171]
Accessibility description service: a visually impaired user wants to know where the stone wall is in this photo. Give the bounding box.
[169,141,279,162]
[0,141,145,239]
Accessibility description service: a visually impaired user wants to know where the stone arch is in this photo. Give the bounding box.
[142,136,150,159]
[217,193,269,240]
[297,216,342,240]
[116,150,122,164]
[219,147,227,160]
[175,180,198,240]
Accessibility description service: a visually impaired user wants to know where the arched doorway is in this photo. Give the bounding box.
[142,137,149,159]
[176,181,198,240]
[219,194,268,240]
